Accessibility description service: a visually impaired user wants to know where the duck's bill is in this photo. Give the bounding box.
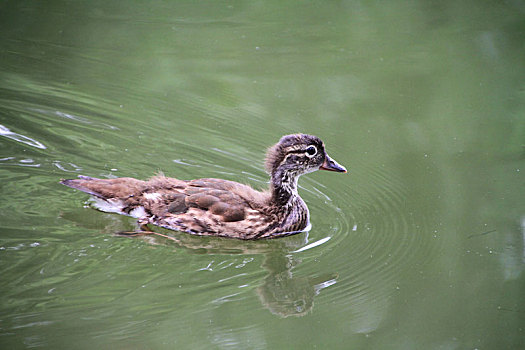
[320,155,347,173]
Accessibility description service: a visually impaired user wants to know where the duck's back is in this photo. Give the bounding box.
[61,175,302,239]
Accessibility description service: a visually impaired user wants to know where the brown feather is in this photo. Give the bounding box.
[60,134,346,239]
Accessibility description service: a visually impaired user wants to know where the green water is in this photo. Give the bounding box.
[1,1,524,349]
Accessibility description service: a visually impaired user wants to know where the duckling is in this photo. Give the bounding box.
[60,134,346,239]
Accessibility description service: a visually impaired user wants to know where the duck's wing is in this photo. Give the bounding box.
[141,177,272,236]
[60,175,272,237]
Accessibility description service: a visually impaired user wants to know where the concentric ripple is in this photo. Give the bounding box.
[291,157,441,326]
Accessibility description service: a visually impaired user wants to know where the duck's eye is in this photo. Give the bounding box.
[305,145,317,157]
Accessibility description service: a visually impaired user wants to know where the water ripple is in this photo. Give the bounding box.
[291,159,438,320]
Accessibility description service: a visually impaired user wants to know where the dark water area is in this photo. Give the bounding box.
[1,1,524,349]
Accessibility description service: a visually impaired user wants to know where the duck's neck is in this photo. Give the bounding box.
[270,169,300,206]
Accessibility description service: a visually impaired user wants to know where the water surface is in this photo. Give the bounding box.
[1,1,524,349]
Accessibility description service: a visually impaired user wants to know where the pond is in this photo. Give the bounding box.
[1,1,524,349]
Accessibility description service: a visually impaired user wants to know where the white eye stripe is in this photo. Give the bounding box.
[305,145,317,157]
[278,145,318,167]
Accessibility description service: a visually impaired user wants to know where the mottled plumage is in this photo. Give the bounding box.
[60,134,346,239]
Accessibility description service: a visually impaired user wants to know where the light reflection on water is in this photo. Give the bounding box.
[0,124,47,150]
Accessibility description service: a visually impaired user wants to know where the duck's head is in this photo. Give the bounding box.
[265,134,347,179]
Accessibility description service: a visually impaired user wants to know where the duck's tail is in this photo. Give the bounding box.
[60,175,145,199]
[60,175,148,217]
[60,175,106,198]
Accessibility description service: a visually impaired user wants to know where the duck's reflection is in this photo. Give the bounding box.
[134,228,338,317]
[61,210,337,317]
[256,252,338,317]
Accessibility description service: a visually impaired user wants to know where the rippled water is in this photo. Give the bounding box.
[1,1,524,349]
